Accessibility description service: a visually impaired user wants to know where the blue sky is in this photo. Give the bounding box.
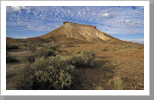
[6,6,144,43]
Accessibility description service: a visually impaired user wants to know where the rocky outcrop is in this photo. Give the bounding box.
[63,21,96,29]
[36,22,121,44]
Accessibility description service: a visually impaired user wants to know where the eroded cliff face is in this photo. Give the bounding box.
[62,22,111,42]
[37,22,119,44]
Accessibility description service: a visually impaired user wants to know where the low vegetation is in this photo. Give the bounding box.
[15,50,97,89]
[28,44,37,53]
[6,41,144,90]
[24,54,36,63]
[16,56,75,90]
[36,48,56,57]
[102,47,107,51]
[106,76,125,90]
[24,48,56,63]
[69,50,95,68]
[6,51,18,63]
[6,44,19,50]
[6,54,18,63]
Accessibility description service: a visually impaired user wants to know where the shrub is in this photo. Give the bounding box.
[6,55,18,63]
[49,45,60,51]
[19,43,28,47]
[102,61,116,72]
[36,48,56,57]
[36,42,42,47]
[17,56,75,90]
[43,44,60,50]
[28,45,37,53]
[6,52,18,63]
[70,50,95,68]
[102,47,107,51]
[24,54,37,63]
[37,43,44,47]
[107,76,125,90]
[6,44,19,50]
[65,44,75,47]
[95,85,104,90]
[136,46,144,49]
[24,48,56,63]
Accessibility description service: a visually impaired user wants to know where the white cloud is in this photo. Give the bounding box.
[9,6,26,12]
[6,6,144,36]
[102,13,110,17]
[11,6,21,11]
[125,20,130,23]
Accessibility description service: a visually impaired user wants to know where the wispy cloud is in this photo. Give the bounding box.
[6,6,144,38]
[6,6,26,12]
[102,13,110,17]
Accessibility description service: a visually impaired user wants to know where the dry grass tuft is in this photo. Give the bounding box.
[107,76,125,90]
[95,85,104,90]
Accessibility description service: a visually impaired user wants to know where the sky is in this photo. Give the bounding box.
[6,6,144,43]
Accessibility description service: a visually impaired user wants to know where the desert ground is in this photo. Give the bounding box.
[6,41,144,90]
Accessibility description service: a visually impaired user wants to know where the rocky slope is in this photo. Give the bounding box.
[37,22,121,44]
[7,22,125,44]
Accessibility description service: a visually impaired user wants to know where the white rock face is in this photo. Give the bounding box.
[95,32,111,41]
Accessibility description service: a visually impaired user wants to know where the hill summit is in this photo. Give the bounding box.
[36,21,121,44]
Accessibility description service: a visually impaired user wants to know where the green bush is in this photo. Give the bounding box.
[19,43,28,47]
[24,48,56,63]
[28,45,37,53]
[102,47,107,51]
[102,61,116,72]
[17,56,75,90]
[36,48,56,57]
[48,45,60,51]
[70,50,95,68]
[25,54,37,63]
[6,52,18,63]
[6,44,19,50]
[43,44,57,50]
[107,76,125,90]
[64,44,75,47]
[37,43,44,47]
